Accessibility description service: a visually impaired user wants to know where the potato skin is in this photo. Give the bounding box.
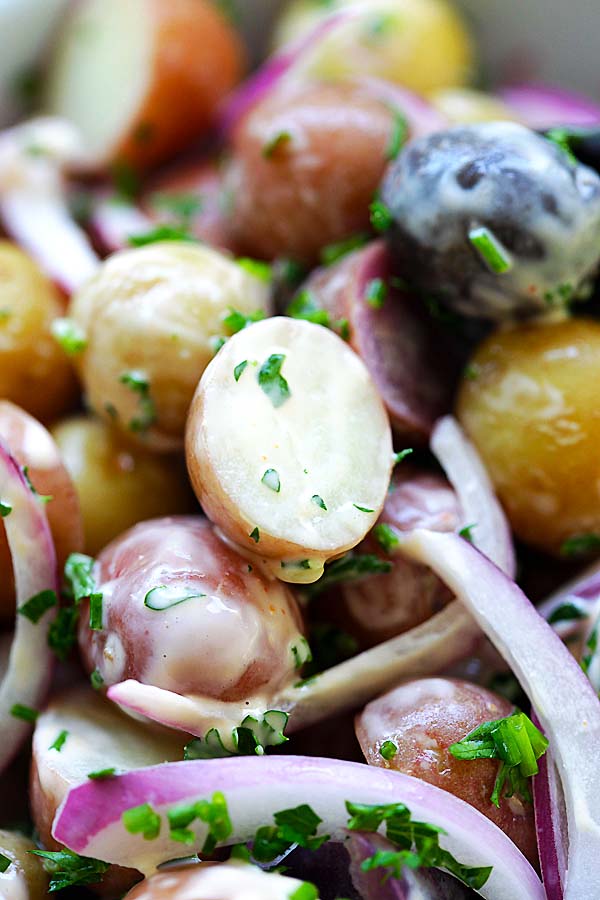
[224,81,394,263]
[0,830,48,900]
[356,678,537,864]
[51,415,196,556]
[457,318,600,555]
[0,402,83,618]
[0,241,79,422]
[77,517,305,702]
[69,242,270,451]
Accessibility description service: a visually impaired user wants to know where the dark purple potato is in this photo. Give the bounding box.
[381,122,600,321]
[296,240,462,442]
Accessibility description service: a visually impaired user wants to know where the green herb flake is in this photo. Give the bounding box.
[547,602,587,626]
[257,353,292,408]
[286,290,330,327]
[127,224,196,247]
[458,524,476,543]
[365,278,387,309]
[89,593,103,631]
[393,448,413,466]
[64,553,98,604]
[261,468,281,493]
[353,504,374,513]
[90,669,104,691]
[320,233,369,266]
[281,559,311,570]
[18,589,57,624]
[144,585,206,611]
[111,161,140,203]
[51,318,87,355]
[469,227,512,275]
[223,307,266,335]
[237,258,272,282]
[262,131,292,159]
[150,192,202,223]
[10,704,38,723]
[463,363,480,381]
[370,198,394,233]
[373,523,400,555]
[449,710,549,808]
[291,637,313,670]
[387,108,409,161]
[308,554,392,598]
[249,527,260,544]
[22,466,52,504]
[582,625,598,676]
[0,502,10,518]
[195,792,233,855]
[48,607,79,662]
[119,370,156,434]
[0,854,10,873]
[311,494,327,511]
[545,127,579,164]
[122,803,161,841]
[29,849,109,892]
[380,739,398,761]
[289,882,319,900]
[49,730,69,752]
[561,533,600,558]
[335,317,351,341]
[87,767,116,780]
[234,360,248,382]
[252,804,329,863]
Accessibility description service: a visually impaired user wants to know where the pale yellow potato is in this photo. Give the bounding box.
[51,415,196,555]
[429,88,521,124]
[0,241,79,422]
[0,830,48,900]
[124,863,318,900]
[186,317,393,583]
[70,243,271,451]
[273,0,474,95]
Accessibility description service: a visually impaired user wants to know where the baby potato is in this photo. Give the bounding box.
[78,517,306,702]
[0,830,48,900]
[185,317,393,583]
[356,678,537,863]
[457,318,600,556]
[124,863,317,900]
[429,88,520,125]
[50,415,196,556]
[0,401,83,618]
[69,242,271,451]
[273,0,474,96]
[223,80,395,263]
[0,241,79,422]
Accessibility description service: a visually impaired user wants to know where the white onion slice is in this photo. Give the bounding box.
[52,755,544,900]
[0,439,57,772]
[399,529,600,899]
[88,192,153,254]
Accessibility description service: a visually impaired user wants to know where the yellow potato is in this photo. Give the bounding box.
[0,241,79,422]
[457,318,600,556]
[51,415,196,555]
[273,0,474,95]
[69,242,271,451]
[0,830,48,900]
[429,88,520,124]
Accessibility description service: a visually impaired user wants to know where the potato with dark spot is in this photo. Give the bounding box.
[356,678,537,864]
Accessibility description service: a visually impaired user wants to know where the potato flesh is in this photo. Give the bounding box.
[46,0,151,166]
[186,317,393,582]
[124,863,312,900]
[0,830,48,900]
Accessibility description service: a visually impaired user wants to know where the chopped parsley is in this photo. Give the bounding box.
[64,553,98,604]
[90,669,104,691]
[547,602,587,625]
[150,192,202,223]
[320,233,369,266]
[223,307,266,335]
[373,523,400,554]
[87,768,116,780]
[29,849,109,892]
[291,637,313,669]
[308,553,392,597]
[237,258,272,282]
[560,533,600,558]
[581,625,598,676]
[48,607,79,662]
[122,803,161,841]
[49,730,69,752]
[380,740,398,761]
[0,501,11,517]
[127,224,196,246]
[458,524,476,543]
[393,448,413,465]
[119,371,156,433]
[257,354,291,408]
[0,854,10,873]
[463,363,480,381]
[387,108,409,161]
[234,360,248,382]
[18,589,57,624]
[22,466,52,503]
[449,710,549,807]
[281,559,311,570]
[370,198,394,233]
[544,127,579,164]
[287,290,330,327]
[184,711,289,760]
[10,704,38,723]
[468,227,512,275]
[353,504,374,513]
[249,527,260,543]
[261,468,281,493]
[289,883,319,900]
[311,494,327,511]
[252,804,329,863]
[144,585,206,611]
[365,278,387,309]
[51,318,87,355]
[262,131,292,159]
[89,594,103,630]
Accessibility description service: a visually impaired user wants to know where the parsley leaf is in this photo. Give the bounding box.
[307,553,392,597]
[547,602,587,625]
[257,354,291,408]
[127,224,196,246]
[286,290,330,327]
[561,533,600,558]
[10,704,38,723]
[387,108,409,161]
[320,233,369,266]
[29,849,109,892]
[18,589,57,623]
[468,227,512,275]
[49,730,69,752]
[370,198,394,233]
[122,803,161,840]
[119,370,156,433]
[263,131,292,159]
[373,523,400,554]
[223,308,265,335]
[48,607,79,662]
[51,318,87,355]
[252,804,329,863]
[0,854,10,873]
[261,468,281,493]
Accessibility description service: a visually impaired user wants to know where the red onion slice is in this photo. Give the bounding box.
[533,743,567,900]
[52,755,544,899]
[88,192,154,255]
[399,529,600,899]
[0,440,57,773]
[498,83,600,130]
[431,417,515,577]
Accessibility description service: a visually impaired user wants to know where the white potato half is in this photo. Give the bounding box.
[124,862,318,900]
[186,317,393,583]
[70,242,271,451]
[0,830,48,900]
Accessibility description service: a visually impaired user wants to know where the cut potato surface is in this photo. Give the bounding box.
[186,317,393,583]
[46,0,244,170]
[0,830,48,900]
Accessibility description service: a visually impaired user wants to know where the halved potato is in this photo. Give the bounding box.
[45,0,245,171]
[0,830,48,900]
[185,317,393,583]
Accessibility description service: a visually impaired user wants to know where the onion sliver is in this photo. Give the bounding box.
[533,743,567,900]
[0,440,57,772]
[431,417,515,577]
[52,755,543,900]
[498,83,600,130]
[399,529,600,899]
[88,193,154,255]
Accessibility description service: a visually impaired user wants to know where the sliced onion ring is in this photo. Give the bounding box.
[88,192,154,255]
[533,738,567,900]
[52,755,543,899]
[399,529,600,899]
[0,439,57,773]
[498,83,600,130]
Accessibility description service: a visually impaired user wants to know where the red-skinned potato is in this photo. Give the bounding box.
[185,317,393,583]
[0,401,83,618]
[77,517,305,702]
[0,830,48,900]
[123,863,317,900]
[223,80,395,263]
[69,242,271,451]
[299,241,462,442]
[50,415,196,556]
[318,466,459,648]
[0,241,79,422]
[46,0,245,171]
[31,686,183,897]
[356,678,537,864]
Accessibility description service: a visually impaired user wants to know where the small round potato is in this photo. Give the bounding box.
[77,517,306,701]
[69,242,271,451]
[0,241,79,422]
[223,80,395,263]
[51,415,196,555]
[0,830,48,900]
[185,317,393,583]
[356,678,537,863]
[0,401,83,618]
[123,863,317,900]
[457,317,600,555]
